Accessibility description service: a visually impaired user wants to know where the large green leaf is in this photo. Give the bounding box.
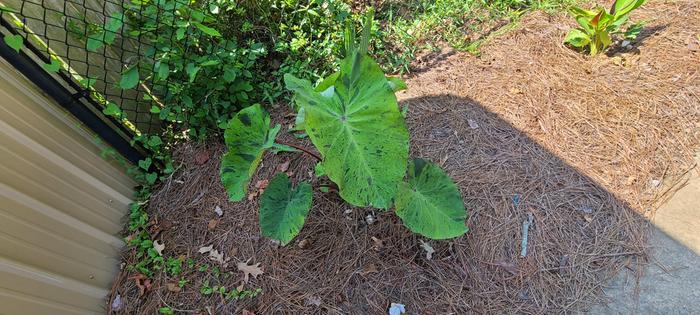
[395,159,468,239]
[220,104,275,201]
[284,52,409,209]
[259,173,313,245]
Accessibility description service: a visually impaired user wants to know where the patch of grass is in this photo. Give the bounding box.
[373,0,577,73]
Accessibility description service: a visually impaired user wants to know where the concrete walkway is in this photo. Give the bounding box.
[590,154,700,314]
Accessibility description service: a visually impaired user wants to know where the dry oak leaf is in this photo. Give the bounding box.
[297,239,311,249]
[130,273,152,296]
[208,219,219,230]
[255,179,269,190]
[420,240,435,260]
[153,240,165,256]
[195,149,211,165]
[237,261,264,283]
[371,236,383,251]
[198,245,213,254]
[209,249,225,265]
[166,282,181,293]
[276,160,291,173]
[247,190,259,201]
[361,263,378,276]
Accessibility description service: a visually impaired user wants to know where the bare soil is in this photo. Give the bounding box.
[111,1,700,314]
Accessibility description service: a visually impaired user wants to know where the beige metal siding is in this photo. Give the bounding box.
[0,58,134,314]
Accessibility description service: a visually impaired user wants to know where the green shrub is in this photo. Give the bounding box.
[115,1,271,140]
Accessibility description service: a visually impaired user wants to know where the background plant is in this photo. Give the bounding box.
[564,0,646,55]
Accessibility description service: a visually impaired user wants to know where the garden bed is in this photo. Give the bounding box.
[110,1,700,313]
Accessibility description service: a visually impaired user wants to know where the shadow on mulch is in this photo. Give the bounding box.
[111,94,648,314]
[606,24,668,56]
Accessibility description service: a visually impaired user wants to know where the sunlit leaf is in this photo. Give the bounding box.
[395,159,468,239]
[564,29,591,48]
[387,77,407,92]
[193,22,221,37]
[284,51,409,209]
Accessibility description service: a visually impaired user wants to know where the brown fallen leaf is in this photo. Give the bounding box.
[166,282,181,293]
[371,236,383,251]
[209,249,225,265]
[420,240,435,260]
[195,149,211,165]
[237,261,264,283]
[276,160,291,173]
[494,261,519,275]
[298,239,311,249]
[361,263,378,276]
[198,245,214,254]
[130,273,152,296]
[255,180,269,190]
[153,240,165,256]
[247,190,259,201]
[208,219,219,230]
[159,219,173,231]
[242,310,256,315]
[237,282,245,292]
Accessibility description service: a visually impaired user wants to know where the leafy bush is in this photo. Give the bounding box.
[220,11,469,243]
[114,1,269,140]
[564,0,646,55]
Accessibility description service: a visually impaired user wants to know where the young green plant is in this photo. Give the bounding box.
[220,10,468,245]
[564,0,646,55]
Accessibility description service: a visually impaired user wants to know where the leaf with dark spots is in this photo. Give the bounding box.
[220,104,276,201]
[240,154,256,162]
[239,113,251,126]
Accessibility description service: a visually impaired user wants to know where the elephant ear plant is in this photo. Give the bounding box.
[220,10,468,245]
[564,0,646,55]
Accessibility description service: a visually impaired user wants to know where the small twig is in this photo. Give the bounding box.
[275,141,322,161]
[520,213,533,258]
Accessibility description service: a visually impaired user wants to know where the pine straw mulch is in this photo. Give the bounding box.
[110,1,700,314]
